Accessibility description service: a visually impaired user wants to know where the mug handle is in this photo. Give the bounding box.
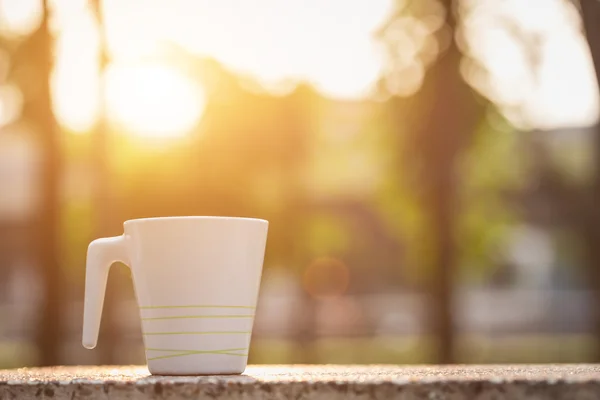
[82,235,129,349]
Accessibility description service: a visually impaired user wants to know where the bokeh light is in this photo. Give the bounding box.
[0,0,42,37]
[0,84,23,128]
[51,2,100,133]
[303,257,350,299]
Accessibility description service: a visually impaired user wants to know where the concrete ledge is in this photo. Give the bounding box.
[1,365,600,399]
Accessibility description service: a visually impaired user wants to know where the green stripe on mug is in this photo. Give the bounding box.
[146,347,248,361]
[140,305,255,310]
[142,315,254,321]
[143,331,251,335]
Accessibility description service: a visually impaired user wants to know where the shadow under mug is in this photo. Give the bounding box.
[82,216,268,375]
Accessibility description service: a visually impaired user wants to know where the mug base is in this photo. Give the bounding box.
[148,365,245,376]
[149,371,244,376]
[145,342,249,376]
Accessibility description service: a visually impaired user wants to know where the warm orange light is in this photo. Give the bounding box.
[102,0,393,100]
[18,0,600,133]
[50,0,392,133]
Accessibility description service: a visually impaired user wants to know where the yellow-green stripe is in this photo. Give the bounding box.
[142,315,253,321]
[143,331,251,336]
[140,305,255,310]
[146,347,247,361]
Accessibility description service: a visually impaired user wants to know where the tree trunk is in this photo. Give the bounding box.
[578,0,600,362]
[36,0,63,366]
[413,0,480,363]
[426,45,461,364]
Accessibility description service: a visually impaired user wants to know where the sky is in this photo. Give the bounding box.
[0,0,598,137]
[50,0,393,136]
[461,0,599,130]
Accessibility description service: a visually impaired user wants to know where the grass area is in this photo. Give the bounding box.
[0,334,595,368]
[249,334,596,364]
[0,341,37,369]
[456,334,595,364]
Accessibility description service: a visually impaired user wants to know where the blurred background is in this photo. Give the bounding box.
[1,0,600,367]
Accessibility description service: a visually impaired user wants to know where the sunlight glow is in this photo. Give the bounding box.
[105,63,205,139]
[101,0,393,100]
[48,0,393,135]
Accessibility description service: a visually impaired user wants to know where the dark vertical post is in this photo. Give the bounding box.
[427,45,460,365]
[419,0,477,363]
[578,0,600,362]
[36,0,63,366]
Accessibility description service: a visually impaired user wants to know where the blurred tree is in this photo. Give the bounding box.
[457,0,600,362]
[456,108,522,281]
[379,0,484,362]
[23,0,63,365]
[567,0,600,361]
[0,26,15,309]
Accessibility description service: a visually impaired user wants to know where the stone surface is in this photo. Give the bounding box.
[1,365,600,399]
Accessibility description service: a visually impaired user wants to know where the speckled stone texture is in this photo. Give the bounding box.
[1,365,600,399]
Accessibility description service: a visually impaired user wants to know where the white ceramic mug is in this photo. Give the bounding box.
[82,216,268,375]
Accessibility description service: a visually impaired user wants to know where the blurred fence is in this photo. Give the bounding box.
[0,285,596,366]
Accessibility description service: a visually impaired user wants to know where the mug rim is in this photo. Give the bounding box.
[124,216,268,225]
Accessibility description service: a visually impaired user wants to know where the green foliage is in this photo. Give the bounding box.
[373,101,526,284]
[306,214,352,257]
[372,101,434,284]
[457,107,523,280]
[60,199,93,286]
